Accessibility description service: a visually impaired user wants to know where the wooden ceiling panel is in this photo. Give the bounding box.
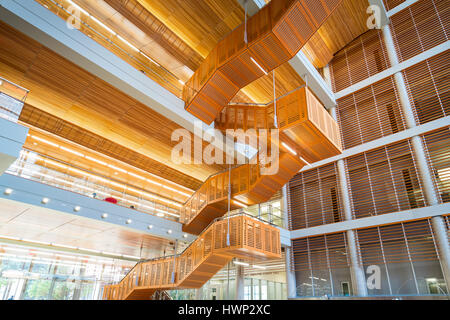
[137,0,245,58]
[0,23,41,84]
[239,63,306,104]
[302,0,370,68]
[0,21,223,184]
[103,0,203,72]
[76,80,138,120]
[19,104,203,190]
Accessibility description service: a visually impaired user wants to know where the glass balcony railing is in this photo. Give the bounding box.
[230,200,285,228]
[0,77,28,123]
[5,149,181,222]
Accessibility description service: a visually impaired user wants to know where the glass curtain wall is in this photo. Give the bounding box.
[0,242,135,300]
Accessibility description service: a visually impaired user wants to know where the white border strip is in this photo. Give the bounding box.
[300,115,450,172]
[290,203,450,239]
[335,41,450,99]
[387,0,420,17]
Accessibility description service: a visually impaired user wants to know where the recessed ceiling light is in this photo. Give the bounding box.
[41,197,50,204]
[125,219,132,224]
[167,229,172,234]
[4,188,13,195]
[101,213,108,219]
[183,234,188,238]
[147,225,153,230]
[74,206,81,212]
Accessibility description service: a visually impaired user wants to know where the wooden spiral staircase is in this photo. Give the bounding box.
[103,0,344,300]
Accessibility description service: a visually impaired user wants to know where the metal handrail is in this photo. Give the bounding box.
[109,212,279,286]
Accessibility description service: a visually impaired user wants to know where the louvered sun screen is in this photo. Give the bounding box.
[389,0,449,63]
[402,50,450,125]
[291,232,352,296]
[422,127,450,203]
[335,76,406,149]
[287,163,344,230]
[345,139,426,219]
[356,218,444,295]
[329,29,390,93]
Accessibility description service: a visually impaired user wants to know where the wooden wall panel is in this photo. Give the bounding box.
[329,29,390,92]
[389,0,449,63]
[336,76,406,149]
[402,50,450,125]
[345,139,426,219]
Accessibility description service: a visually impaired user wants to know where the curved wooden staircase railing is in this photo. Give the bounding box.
[103,214,281,300]
[183,0,343,124]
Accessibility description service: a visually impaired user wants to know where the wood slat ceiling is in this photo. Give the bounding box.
[19,104,203,190]
[1,0,371,191]
[22,128,193,204]
[134,0,369,103]
[302,0,370,68]
[0,21,225,186]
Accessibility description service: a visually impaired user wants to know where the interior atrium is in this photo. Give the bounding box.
[0,0,448,301]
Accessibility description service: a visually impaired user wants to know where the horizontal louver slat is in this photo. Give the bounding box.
[422,126,450,203]
[346,139,426,219]
[330,29,390,92]
[389,0,449,63]
[287,163,343,230]
[402,50,450,125]
[336,76,406,149]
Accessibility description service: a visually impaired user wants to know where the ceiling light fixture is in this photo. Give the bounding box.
[250,57,268,75]
[90,16,116,35]
[233,261,249,266]
[299,156,310,166]
[252,264,266,270]
[73,206,81,212]
[101,213,108,219]
[66,0,89,16]
[147,225,153,230]
[167,229,172,234]
[85,156,107,166]
[41,197,50,204]
[4,188,13,195]
[139,51,160,67]
[117,35,139,52]
[281,142,297,156]
[60,146,84,157]
[232,199,247,208]
[30,135,59,148]
[125,219,132,224]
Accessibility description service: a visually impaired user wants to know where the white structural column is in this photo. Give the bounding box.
[282,185,297,298]
[284,246,297,299]
[335,148,368,296]
[381,24,450,287]
[235,264,245,300]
